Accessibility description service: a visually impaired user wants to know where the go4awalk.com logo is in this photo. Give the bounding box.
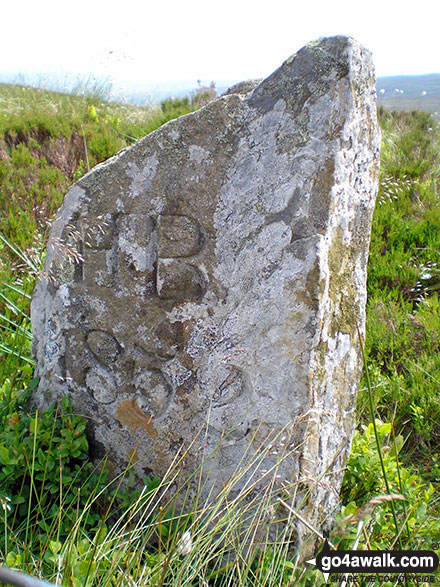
[307,541,439,583]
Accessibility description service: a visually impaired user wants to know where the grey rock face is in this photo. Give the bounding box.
[31,36,380,552]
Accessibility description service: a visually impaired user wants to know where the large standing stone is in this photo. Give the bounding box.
[31,36,380,552]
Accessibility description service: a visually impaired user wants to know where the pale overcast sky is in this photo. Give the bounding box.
[2,0,439,86]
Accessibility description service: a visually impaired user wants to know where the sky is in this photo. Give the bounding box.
[1,0,439,90]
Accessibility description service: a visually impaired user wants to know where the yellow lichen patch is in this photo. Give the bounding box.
[327,226,359,338]
[116,400,158,436]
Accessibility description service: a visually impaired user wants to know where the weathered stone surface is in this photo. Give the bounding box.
[31,36,380,553]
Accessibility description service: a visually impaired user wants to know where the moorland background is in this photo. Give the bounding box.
[0,79,439,586]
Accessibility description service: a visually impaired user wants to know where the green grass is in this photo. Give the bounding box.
[0,87,439,585]
[362,109,440,457]
[0,83,206,254]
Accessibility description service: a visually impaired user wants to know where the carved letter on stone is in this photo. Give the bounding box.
[31,36,380,556]
[87,330,121,364]
[158,214,204,258]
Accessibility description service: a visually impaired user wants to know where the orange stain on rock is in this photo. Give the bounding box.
[116,399,158,436]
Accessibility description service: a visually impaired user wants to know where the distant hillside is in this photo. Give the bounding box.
[1,71,440,115]
[0,72,232,106]
[377,74,440,114]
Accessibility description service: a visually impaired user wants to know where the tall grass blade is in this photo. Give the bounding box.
[356,326,403,550]
[0,232,39,274]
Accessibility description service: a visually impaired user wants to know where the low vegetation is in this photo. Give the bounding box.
[0,85,439,585]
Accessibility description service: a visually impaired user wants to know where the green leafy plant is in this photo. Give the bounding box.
[0,384,109,549]
[338,419,438,550]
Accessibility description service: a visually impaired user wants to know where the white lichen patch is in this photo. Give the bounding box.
[168,128,180,141]
[86,365,117,404]
[163,360,192,387]
[126,155,159,197]
[188,144,211,164]
[58,284,71,307]
[151,195,166,213]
